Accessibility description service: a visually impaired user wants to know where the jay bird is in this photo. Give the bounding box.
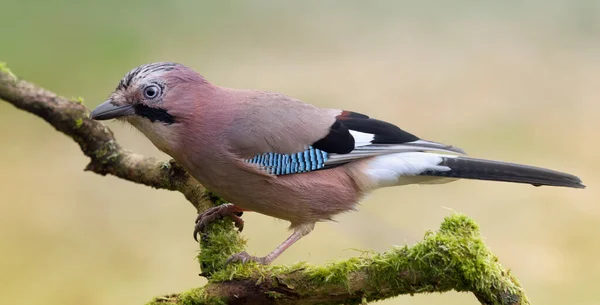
[90,62,585,265]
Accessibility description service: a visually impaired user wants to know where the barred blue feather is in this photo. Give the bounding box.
[246,146,329,175]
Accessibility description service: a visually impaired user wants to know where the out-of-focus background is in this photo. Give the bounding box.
[1,1,598,304]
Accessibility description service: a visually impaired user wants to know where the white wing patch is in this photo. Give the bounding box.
[349,130,375,147]
[364,152,455,188]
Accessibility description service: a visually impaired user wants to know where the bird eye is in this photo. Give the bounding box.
[143,84,162,99]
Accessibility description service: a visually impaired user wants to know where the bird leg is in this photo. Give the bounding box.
[193,203,244,241]
[226,223,315,265]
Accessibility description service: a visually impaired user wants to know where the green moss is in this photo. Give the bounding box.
[178,287,226,305]
[265,290,285,299]
[197,217,248,276]
[74,118,83,129]
[72,96,85,104]
[93,140,120,164]
[192,213,527,305]
[203,190,228,206]
[146,294,178,304]
[0,61,17,81]
[195,189,249,276]
[306,256,365,288]
[146,288,226,305]
[439,213,480,236]
[362,213,524,303]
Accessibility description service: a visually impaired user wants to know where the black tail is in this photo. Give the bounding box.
[423,156,585,189]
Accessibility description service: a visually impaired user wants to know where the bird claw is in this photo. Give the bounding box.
[193,203,244,241]
[225,251,270,266]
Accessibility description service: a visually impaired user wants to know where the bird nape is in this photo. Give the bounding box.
[90,62,585,265]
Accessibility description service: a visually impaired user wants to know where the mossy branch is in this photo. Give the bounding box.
[151,213,528,305]
[0,63,529,305]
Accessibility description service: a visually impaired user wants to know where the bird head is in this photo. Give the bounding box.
[90,62,211,154]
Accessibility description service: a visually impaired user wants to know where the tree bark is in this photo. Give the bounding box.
[0,62,529,305]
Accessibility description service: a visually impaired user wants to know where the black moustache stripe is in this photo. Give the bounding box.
[134,104,175,124]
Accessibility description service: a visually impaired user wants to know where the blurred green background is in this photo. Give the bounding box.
[1,1,598,304]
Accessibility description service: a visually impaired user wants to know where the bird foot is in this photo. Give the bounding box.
[193,203,244,241]
[226,251,271,265]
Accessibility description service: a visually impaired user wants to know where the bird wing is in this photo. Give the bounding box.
[318,111,466,167]
[227,93,466,176]
[226,91,341,158]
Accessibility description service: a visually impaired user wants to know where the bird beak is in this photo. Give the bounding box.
[89,100,135,120]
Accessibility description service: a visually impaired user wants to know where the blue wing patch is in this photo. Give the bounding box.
[245,146,329,175]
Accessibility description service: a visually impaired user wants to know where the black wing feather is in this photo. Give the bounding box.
[311,121,355,154]
[311,110,420,154]
[339,118,419,144]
